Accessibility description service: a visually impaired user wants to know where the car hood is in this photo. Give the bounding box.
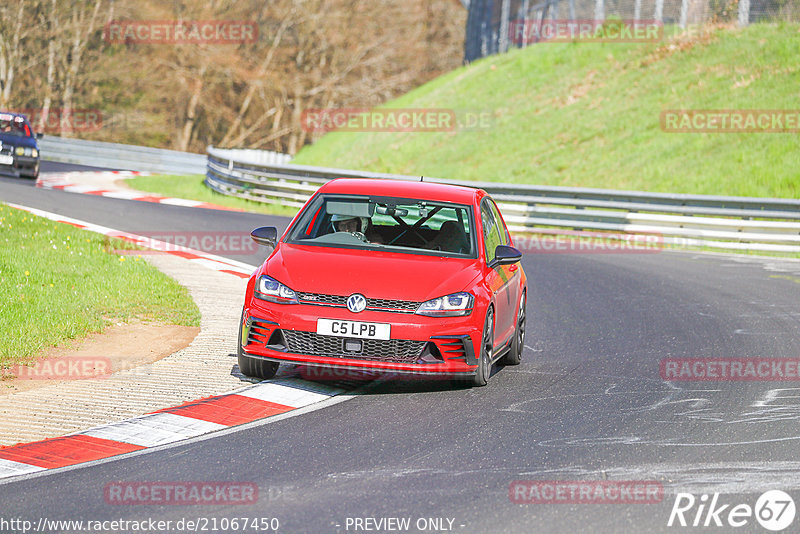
[265,243,482,302]
[0,133,36,148]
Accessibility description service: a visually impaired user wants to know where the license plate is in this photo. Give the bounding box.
[317,319,390,340]
[0,155,13,165]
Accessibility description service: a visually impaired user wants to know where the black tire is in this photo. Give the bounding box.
[501,292,525,366]
[237,310,279,380]
[471,307,494,386]
[22,162,39,180]
[450,308,494,388]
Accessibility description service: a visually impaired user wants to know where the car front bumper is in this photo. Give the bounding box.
[0,155,39,177]
[241,301,483,377]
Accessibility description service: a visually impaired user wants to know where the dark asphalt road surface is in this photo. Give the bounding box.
[2,165,800,533]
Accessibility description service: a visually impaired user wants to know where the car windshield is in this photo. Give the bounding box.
[0,115,31,137]
[286,194,476,257]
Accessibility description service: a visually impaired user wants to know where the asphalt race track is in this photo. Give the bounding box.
[2,164,800,533]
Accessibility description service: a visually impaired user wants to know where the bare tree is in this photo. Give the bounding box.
[4,0,466,153]
[0,1,27,108]
[58,0,103,137]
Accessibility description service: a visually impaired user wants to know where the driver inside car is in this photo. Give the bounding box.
[331,214,383,243]
[331,214,367,234]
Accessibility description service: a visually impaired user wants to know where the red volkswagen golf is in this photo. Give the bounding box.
[238,178,527,386]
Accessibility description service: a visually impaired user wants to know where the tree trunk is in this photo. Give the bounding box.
[0,1,25,108]
[176,66,207,152]
[60,0,102,137]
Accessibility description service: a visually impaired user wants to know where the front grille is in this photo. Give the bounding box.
[283,330,426,363]
[298,292,420,313]
[298,293,346,306]
[366,298,419,312]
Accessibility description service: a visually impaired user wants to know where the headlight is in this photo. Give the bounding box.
[255,275,298,304]
[31,148,38,158]
[415,292,474,317]
[14,146,24,156]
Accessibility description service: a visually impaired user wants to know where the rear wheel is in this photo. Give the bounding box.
[501,293,525,366]
[237,310,279,380]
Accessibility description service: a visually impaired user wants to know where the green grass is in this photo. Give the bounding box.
[293,23,800,199]
[0,204,201,368]
[128,174,298,216]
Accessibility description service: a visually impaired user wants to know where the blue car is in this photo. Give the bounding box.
[0,112,42,179]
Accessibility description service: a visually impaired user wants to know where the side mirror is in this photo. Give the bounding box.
[36,132,44,139]
[251,226,278,247]
[490,245,522,267]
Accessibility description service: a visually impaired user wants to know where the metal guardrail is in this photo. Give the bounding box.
[208,147,292,167]
[205,145,800,253]
[40,136,207,174]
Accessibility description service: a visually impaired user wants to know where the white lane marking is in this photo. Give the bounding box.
[268,377,349,397]
[77,413,226,448]
[238,379,344,408]
[0,459,46,479]
[5,203,258,274]
[0,388,363,486]
[99,190,145,199]
[159,198,205,207]
[62,185,105,193]
[188,258,250,274]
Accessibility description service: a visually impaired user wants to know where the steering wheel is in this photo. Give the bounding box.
[350,231,368,242]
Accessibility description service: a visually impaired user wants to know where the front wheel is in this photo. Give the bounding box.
[237,311,279,380]
[450,308,494,388]
[238,353,279,380]
[472,308,494,386]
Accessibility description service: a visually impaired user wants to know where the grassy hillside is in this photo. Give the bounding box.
[293,23,800,198]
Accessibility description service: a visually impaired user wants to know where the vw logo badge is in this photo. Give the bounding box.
[346,293,367,313]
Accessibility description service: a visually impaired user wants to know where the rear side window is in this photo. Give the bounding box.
[481,198,506,263]
[488,199,510,246]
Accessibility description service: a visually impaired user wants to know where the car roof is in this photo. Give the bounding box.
[318,178,482,204]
